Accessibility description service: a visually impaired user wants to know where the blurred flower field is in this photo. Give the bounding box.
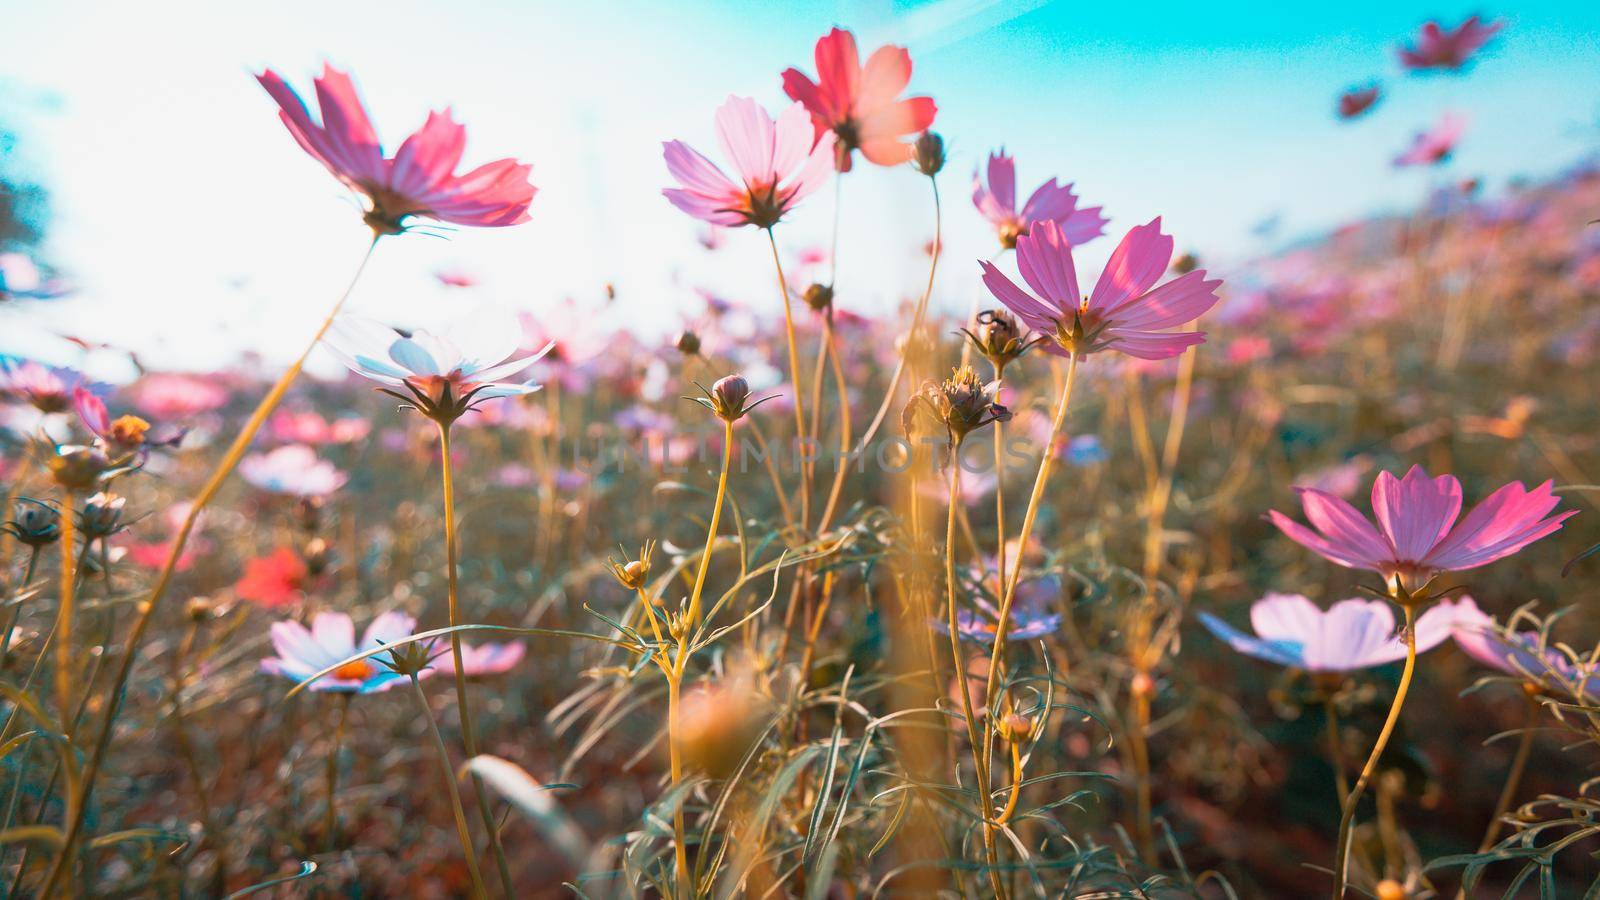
[3,14,1600,899]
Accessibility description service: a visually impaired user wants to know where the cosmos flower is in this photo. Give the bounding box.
[266,409,370,445]
[322,306,554,422]
[780,27,936,172]
[1,361,91,414]
[260,610,424,693]
[1201,593,1468,670]
[972,151,1107,250]
[439,641,526,677]
[434,267,478,288]
[1269,465,1575,596]
[934,576,1063,644]
[979,218,1222,360]
[132,373,229,419]
[1395,114,1467,167]
[1398,16,1504,71]
[73,387,181,459]
[661,96,836,229]
[240,444,348,497]
[1451,599,1598,698]
[236,547,309,609]
[256,64,536,234]
[1337,86,1381,120]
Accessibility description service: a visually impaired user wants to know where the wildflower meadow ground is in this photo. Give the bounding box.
[4,10,1600,899]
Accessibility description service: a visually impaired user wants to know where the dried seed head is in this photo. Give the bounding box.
[675,329,702,356]
[938,366,1011,441]
[5,498,62,547]
[912,131,946,177]
[47,444,111,493]
[1172,252,1200,275]
[802,282,834,312]
[79,491,126,538]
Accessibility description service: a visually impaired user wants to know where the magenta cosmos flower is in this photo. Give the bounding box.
[261,611,423,693]
[1202,593,1467,671]
[1270,465,1575,596]
[662,96,836,229]
[439,641,526,677]
[973,151,1107,250]
[1395,114,1467,167]
[780,27,936,172]
[979,218,1221,360]
[1451,599,1598,699]
[257,65,536,235]
[1337,86,1381,120]
[1398,16,1504,71]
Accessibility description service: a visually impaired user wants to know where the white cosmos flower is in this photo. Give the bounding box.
[323,306,554,416]
[240,444,348,497]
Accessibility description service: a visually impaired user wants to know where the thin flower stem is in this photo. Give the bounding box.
[980,352,1080,795]
[44,235,382,894]
[943,456,1005,900]
[857,176,940,450]
[410,674,489,900]
[992,417,1007,598]
[816,315,854,534]
[997,739,1024,826]
[0,545,42,667]
[1476,694,1538,852]
[667,668,690,900]
[1331,604,1417,900]
[765,227,811,529]
[54,497,76,740]
[1325,698,1351,808]
[320,692,351,853]
[686,420,734,627]
[436,421,517,897]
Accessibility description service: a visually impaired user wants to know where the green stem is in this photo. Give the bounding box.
[436,421,517,897]
[43,235,382,895]
[324,692,350,852]
[1331,604,1417,899]
[411,674,488,899]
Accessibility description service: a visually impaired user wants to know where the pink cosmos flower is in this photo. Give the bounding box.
[979,218,1222,360]
[439,641,525,677]
[1452,599,1599,699]
[972,151,1107,250]
[261,610,423,693]
[133,373,229,419]
[780,27,937,172]
[73,387,182,457]
[661,96,836,229]
[1395,114,1467,167]
[1398,16,1504,71]
[1337,86,1381,120]
[257,65,536,234]
[434,267,478,288]
[1269,465,1575,595]
[1201,593,1467,671]
[266,409,370,445]
[240,444,348,497]
[1,362,88,414]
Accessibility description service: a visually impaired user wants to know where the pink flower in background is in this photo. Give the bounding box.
[0,253,68,301]
[440,641,526,677]
[266,409,370,445]
[1395,114,1467,167]
[1336,85,1381,120]
[240,444,348,497]
[661,96,836,229]
[979,218,1222,360]
[1269,465,1575,594]
[257,65,536,234]
[972,151,1107,250]
[73,387,182,455]
[1201,593,1468,670]
[261,611,423,693]
[1,361,89,413]
[133,373,229,419]
[780,27,937,172]
[434,267,478,288]
[236,547,309,608]
[1398,16,1504,71]
[1452,599,1598,698]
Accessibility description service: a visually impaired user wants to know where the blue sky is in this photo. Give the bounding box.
[1,0,1596,376]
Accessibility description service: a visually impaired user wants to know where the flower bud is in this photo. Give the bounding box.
[1131,672,1156,699]
[1374,880,1406,900]
[79,491,126,538]
[707,374,754,423]
[802,282,834,312]
[303,537,332,577]
[1171,252,1199,275]
[998,712,1035,743]
[675,330,702,356]
[912,131,946,177]
[186,596,215,623]
[608,540,656,591]
[47,444,110,493]
[5,499,61,547]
